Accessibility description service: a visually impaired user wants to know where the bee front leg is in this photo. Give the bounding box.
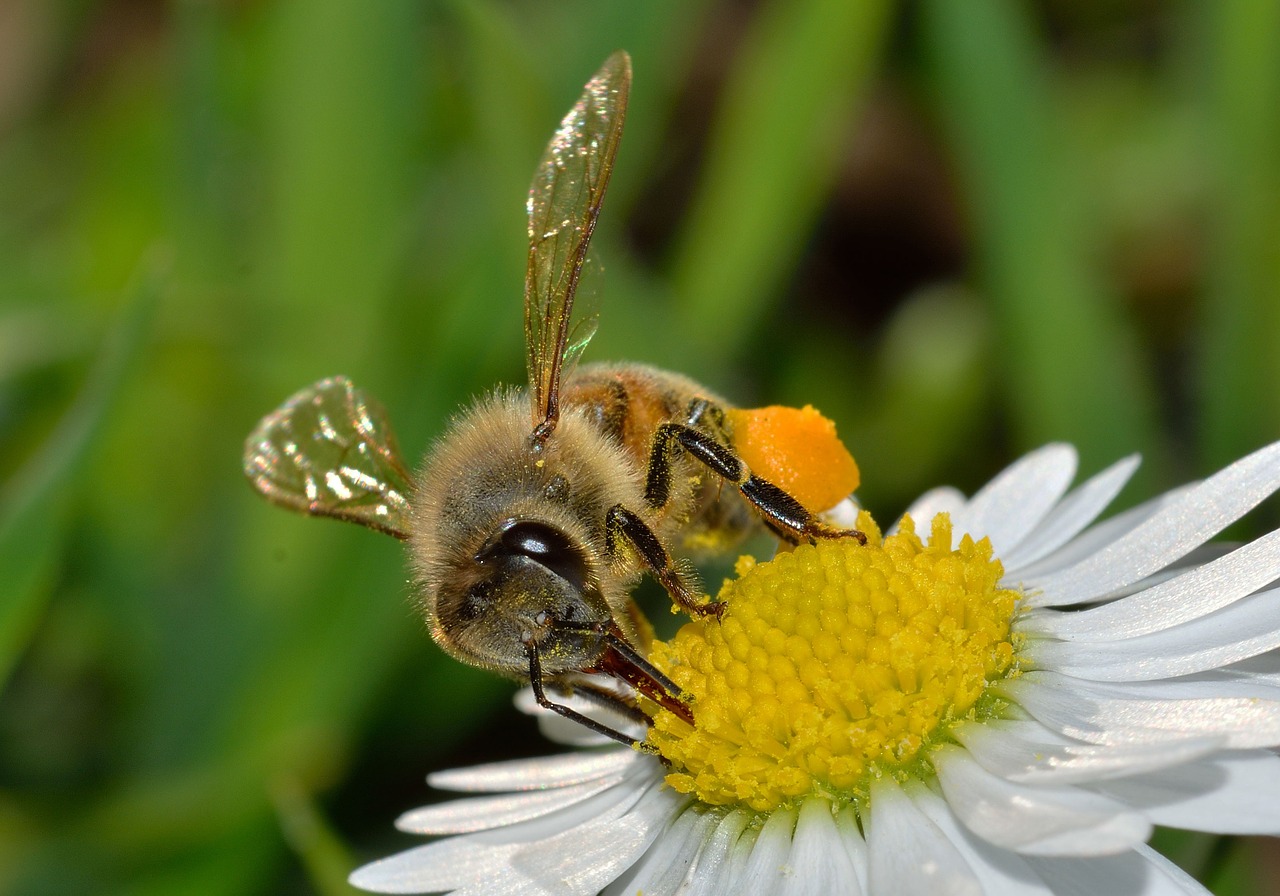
[604,505,722,618]
[565,680,651,728]
[524,639,640,749]
[643,423,866,546]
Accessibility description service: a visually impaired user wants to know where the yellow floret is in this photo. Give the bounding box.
[647,510,1021,813]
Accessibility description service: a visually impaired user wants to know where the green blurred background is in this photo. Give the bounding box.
[2,0,1278,893]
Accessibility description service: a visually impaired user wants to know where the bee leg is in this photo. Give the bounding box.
[644,423,866,546]
[566,681,651,728]
[605,504,722,618]
[524,639,640,749]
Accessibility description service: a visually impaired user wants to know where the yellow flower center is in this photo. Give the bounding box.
[646,511,1021,813]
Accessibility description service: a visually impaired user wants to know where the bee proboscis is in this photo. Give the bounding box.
[244,51,863,747]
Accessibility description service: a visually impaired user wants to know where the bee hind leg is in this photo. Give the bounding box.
[644,422,866,546]
[741,475,867,545]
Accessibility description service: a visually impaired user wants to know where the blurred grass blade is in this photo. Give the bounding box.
[272,777,356,896]
[920,0,1162,476]
[668,0,892,376]
[0,261,159,687]
[1196,1,1280,467]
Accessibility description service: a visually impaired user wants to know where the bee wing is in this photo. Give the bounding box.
[525,51,630,434]
[243,376,413,539]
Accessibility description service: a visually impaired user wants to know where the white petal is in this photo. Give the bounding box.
[1065,542,1244,606]
[522,836,661,896]
[513,686,644,747]
[1023,441,1280,606]
[1216,649,1280,680]
[446,808,662,896]
[1023,670,1280,702]
[833,806,870,894]
[349,837,520,894]
[1024,844,1211,895]
[678,810,753,896]
[1131,844,1216,895]
[1001,454,1141,571]
[1011,484,1191,586]
[603,805,719,896]
[1092,750,1280,834]
[777,797,863,896]
[535,714,618,747]
[821,497,861,530]
[952,719,1223,785]
[734,805,799,893]
[506,781,680,896]
[718,824,760,895]
[1030,528,1280,641]
[396,777,620,834]
[1029,584,1280,680]
[947,444,1077,557]
[449,770,652,848]
[999,672,1280,749]
[897,486,967,533]
[906,781,1054,895]
[931,745,1150,855]
[427,749,636,793]
[866,775,982,896]
[1206,650,1280,695]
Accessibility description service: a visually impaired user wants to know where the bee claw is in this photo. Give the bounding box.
[829,527,867,545]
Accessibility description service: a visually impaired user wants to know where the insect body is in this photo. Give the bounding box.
[244,52,862,747]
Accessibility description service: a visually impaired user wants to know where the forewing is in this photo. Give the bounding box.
[525,50,630,429]
[243,377,413,539]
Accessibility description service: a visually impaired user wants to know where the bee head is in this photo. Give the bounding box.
[448,517,610,674]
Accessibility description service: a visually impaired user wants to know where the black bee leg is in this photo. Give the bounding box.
[605,504,722,618]
[644,423,865,546]
[740,475,866,544]
[567,681,651,728]
[524,638,639,749]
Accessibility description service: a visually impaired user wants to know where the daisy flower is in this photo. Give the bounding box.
[351,442,1280,895]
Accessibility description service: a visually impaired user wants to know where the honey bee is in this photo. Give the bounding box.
[244,51,863,747]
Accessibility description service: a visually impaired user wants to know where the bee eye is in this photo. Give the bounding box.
[480,520,589,592]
